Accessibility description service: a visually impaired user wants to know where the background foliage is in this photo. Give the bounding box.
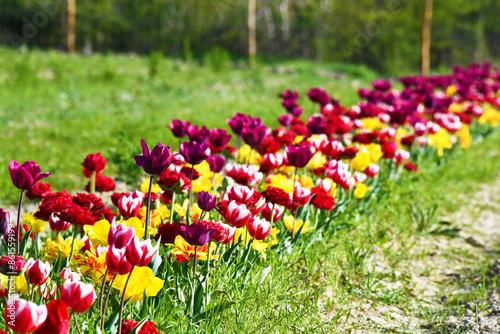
[1,0,499,74]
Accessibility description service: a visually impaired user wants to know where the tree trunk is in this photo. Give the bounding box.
[421,0,433,75]
[67,0,76,53]
[248,0,257,64]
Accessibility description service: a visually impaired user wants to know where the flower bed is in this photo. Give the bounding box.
[1,62,500,333]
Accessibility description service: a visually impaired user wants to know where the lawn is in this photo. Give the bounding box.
[0,48,379,204]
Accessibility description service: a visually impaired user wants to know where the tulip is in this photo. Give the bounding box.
[35,299,70,334]
[226,113,251,136]
[49,215,71,232]
[60,280,96,313]
[209,128,232,149]
[118,195,142,219]
[108,220,135,249]
[0,255,26,276]
[293,185,312,207]
[188,125,210,143]
[241,125,268,149]
[247,217,271,240]
[278,114,294,127]
[134,139,172,176]
[179,223,217,247]
[261,203,285,222]
[307,115,326,135]
[125,236,159,267]
[82,153,107,176]
[225,201,252,228]
[4,296,47,333]
[59,268,80,282]
[285,144,314,168]
[25,258,50,286]
[0,208,9,236]
[207,155,225,173]
[260,153,284,172]
[197,192,217,212]
[180,141,210,166]
[226,184,255,206]
[9,160,51,191]
[169,119,190,138]
[106,246,133,275]
[25,182,52,201]
[364,164,380,178]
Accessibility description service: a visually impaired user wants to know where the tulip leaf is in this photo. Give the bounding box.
[192,282,204,316]
[196,301,234,320]
[19,224,32,256]
[139,292,149,318]
[149,249,162,275]
[223,240,241,264]
[1,238,7,256]
[129,315,150,334]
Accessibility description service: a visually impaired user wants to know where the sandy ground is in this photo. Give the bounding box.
[333,176,500,333]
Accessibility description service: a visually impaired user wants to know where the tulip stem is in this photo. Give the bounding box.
[118,266,134,334]
[72,313,83,334]
[187,167,194,226]
[15,190,25,255]
[67,224,78,267]
[145,175,154,239]
[101,273,117,330]
[99,268,109,313]
[291,168,298,239]
[205,241,211,307]
[191,247,198,313]
[169,189,176,223]
[90,171,96,194]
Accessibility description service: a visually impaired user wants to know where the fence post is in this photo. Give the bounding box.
[67,0,76,53]
[421,0,433,75]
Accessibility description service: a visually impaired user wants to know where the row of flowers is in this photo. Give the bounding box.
[1,62,500,333]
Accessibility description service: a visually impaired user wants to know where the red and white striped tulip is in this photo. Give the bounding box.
[247,217,271,240]
[125,236,159,267]
[25,258,50,286]
[225,200,252,228]
[106,245,133,275]
[4,296,47,333]
[118,194,142,219]
[261,203,285,222]
[60,280,96,313]
[108,220,135,249]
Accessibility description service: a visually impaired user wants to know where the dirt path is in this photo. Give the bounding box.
[339,176,500,333]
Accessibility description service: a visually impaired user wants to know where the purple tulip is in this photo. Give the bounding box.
[9,160,51,191]
[278,114,294,127]
[372,79,391,91]
[180,141,210,165]
[197,192,217,212]
[169,119,190,138]
[179,223,217,246]
[226,113,250,136]
[307,88,330,105]
[209,128,232,148]
[282,98,298,112]
[290,107,304,117]
[241,125,268,149]
[134,139,172,176]
[280,90,298,100]
[188,125,210,143]
[0,208,10,236]
[207,155,225,173]
[307,115,326,135]
[285,143,314,168]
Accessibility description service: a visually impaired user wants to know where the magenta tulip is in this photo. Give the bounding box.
[134,139,172,176]
[9,160,51,190]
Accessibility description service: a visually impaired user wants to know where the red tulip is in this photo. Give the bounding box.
[225,201,252,228]
[4,296,47,333]
[0,255,26,276]
[260,153,284,172]
[247,217,271,240]
[125,236,159,267]
[35,299,70,334]
[106,246,133,275]
[25,258,50,286]
[82,153,107,176]
[9,160,51,190]
[293,185,311,207]
[108,220,135,249]
[60,280,96,313]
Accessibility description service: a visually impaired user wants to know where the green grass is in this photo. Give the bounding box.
[0,48,379,204]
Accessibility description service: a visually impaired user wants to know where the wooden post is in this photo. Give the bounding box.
[248,0,257,65]
[421,0,433,75]
[67,0,76,53]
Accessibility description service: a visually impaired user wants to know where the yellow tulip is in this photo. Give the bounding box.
[169,235,218,261]
[140,179,162,194]
[42,235,85,263]
[283,215,312,234]
[84,219,110,247]
[354,183,370,199]
[0,274,28,294]
[23,213,47,234]
[112,266,164,301]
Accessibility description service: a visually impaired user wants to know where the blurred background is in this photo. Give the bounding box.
[1,0,499,74]
[0,0,499,204]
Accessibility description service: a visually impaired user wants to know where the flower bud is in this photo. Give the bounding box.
[60,280,96,313]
